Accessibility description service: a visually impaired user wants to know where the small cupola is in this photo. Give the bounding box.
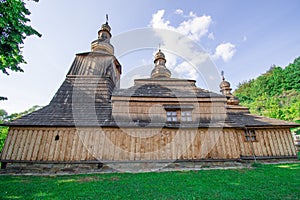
[151,49,171,78]
[91,15,114,54]
[98,21,111,39]
[220,71,232,96]
[220,71,240,105]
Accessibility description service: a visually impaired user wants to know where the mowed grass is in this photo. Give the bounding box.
[0,163,299,200]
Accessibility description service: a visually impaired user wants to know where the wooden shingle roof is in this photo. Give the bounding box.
[113,84,224,98]
[7,52,120,127]
[5,52,299,129]
[227,113,299,128]
[8,77,114,126]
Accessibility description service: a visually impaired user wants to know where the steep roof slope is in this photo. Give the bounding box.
[8,52,119,127]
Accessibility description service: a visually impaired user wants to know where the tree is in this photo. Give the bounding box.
[0,126,8,154]
[0,109,9,154]
[5,104,41,121]
[234,56,300,122]
[0,0,41,75]
[0,109,8,123]
[0,105,41,153]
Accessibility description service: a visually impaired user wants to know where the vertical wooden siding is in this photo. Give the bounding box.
[0,127,296,162]
[237,128,297,157]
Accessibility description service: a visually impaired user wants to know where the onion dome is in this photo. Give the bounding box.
[98,21,112,38]
[219,71,240,105]
[154,49,166,63]
[219,77,231,88]
[151,49,171,78]
[91,14,114,54]
[219,71,232,95]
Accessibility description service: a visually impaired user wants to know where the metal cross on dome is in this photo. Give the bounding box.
[221,70,225,80]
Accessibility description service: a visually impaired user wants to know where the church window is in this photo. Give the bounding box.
[181,111,192,122]
[244,129,257,142]
[164,104,193,123]
[167,111,178,122]
[100,32,108,39]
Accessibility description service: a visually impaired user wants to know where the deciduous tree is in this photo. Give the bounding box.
[234,57,300,122]
[0,0,41,75]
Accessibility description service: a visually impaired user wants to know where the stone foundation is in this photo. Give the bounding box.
[0,161,247,174]
[1,159,298,175]
[0,162,110,174]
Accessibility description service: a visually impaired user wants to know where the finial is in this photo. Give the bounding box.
[221,70,225,81]
[158,43,161,51]
[106,14,109,24]
[99,14,111,34]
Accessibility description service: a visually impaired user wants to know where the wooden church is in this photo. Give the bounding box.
[0,19,298,171]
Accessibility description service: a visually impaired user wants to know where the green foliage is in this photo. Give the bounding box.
[292,126,300,135]
[0,0,41,75]
[4,105,41,121]
[0,96,8,101]
[0,109,8,123]
[0,126,8,153]
[234,57,300,122]
[0,163,299,199]
[0,105,41,153]
[0,109,8,154]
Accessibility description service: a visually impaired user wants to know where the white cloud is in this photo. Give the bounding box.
[243,36,247,41]
[177,15,212,41]
[150,10,237,63]
[150,10,212,42]
[121,68,149,88]
[149,9,214,80]
[164,52,178,69]
[213,42,236,62]
[208,32,215,40]
[174,61,198,80]
[148,10,235,92]
[150,10,171,30]
[189,11,197,18]
[174,9,183,15]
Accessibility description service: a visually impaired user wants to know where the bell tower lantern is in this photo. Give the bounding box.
[91,15,114,54]
[151,49,171,78]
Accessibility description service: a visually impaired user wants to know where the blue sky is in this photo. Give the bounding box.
[1,0,300,114]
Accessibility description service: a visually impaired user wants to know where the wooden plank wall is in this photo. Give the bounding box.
[237,128,297,157]
[112,100,226,122]
[0,127,296,162]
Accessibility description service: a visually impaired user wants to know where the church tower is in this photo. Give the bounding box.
[67,15,121,89]
[151,49,171,78]
[91,15,114,54]
[6,16,123,126]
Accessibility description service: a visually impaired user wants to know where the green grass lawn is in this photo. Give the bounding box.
[0,163,299,200]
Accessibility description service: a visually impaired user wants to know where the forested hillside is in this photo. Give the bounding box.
[233,57,300,122]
